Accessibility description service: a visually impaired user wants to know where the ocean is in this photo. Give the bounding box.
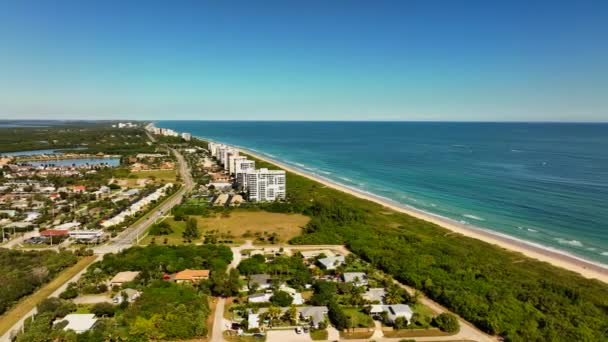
[156,121,608,266]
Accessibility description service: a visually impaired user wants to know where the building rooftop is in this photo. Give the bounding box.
[58,314,98,333]
[110,271,140,284]
[174,269,210,281]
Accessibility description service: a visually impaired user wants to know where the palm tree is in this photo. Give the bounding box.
[385,284,403,305]
[267,305,282,326]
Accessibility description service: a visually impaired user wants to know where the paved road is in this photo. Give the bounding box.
[210,297,227,342]
[95,147,193,254]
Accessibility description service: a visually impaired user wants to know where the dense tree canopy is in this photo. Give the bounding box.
[0,249,77,314]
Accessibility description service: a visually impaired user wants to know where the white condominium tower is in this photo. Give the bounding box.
[229,155,247,175]
[246,168,286,202]
[235,159,256,187]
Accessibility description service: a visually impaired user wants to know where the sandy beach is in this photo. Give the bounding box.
[238,147,608,284]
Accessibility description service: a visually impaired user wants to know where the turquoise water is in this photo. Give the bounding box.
[157,121,608,265]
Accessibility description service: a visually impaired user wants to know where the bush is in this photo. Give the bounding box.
[270,290,293,307]
[91,302,115,317]
[432,313,459,333]
[59,283,79,299]
[149,221,173,235]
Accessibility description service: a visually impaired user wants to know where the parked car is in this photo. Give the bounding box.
[295,327,303,334]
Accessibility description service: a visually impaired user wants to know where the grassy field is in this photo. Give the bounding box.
[142,210,309,245]
[383,327,452,338]
[131,169,177,182]
[0,255,97,336]
[310,329,328,340]
[339,330,374,339]
[343,307,375,328]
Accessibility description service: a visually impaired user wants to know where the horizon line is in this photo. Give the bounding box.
[1,118,608,124]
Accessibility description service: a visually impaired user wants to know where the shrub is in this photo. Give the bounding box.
[432,313,459,333]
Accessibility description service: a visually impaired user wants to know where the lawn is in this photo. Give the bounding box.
[310,329,328,340]
[343,307,375,328]
[339,331,374,339]
[382,327,452,338]
[141,210,309,245]
[0,255,97,336]
[131,169,177,182]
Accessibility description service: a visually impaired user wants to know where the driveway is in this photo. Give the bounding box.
[72,295,112,305]
[266,329,312,342]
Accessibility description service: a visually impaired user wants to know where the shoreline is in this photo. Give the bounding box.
[231,146,608,284]
[149,123,608,283]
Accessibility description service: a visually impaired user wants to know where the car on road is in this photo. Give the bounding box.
[295,327,303,334]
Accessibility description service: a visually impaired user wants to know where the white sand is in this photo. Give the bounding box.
[240,147,608,284]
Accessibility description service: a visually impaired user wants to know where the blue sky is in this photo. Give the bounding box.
[0,0,606,121]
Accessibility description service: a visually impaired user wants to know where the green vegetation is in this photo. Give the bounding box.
[82,244,232,283]
[0,124,153,154]
[242,152,608,341]
[14,245,229,341]
[0,249,77,315]
[432,313,459,333]
[310,328,328,340]
[342,307,375,328]
[123,281,209,340]
[238,254,312,288]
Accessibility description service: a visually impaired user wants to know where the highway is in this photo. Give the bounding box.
[95,147,193,254]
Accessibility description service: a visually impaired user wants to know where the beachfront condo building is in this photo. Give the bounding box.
[223,149,239,169]
[245,168,286,202]
[208,142,224,158]
[235,159,256,188]
[229,155,247,174]
[181,133,191,141]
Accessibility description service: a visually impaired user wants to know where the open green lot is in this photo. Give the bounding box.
[142,210,309,245]
[343,307,374,328]
[130,169,177,182]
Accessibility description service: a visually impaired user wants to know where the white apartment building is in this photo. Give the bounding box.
[229,155,247,174]
[221,148,239,169]
[246,168,286,202]
[181,133,191,141]
[235,159,256,187]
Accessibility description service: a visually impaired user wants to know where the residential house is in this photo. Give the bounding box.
[248,293,272,303]
[174,269,210,283]
[370,304,413,324]
[248,274,272,290]
[55,314,98,333]
[363,288,386,304]
[110,271,140,287]
[317,255,345,270]
[342,272,368,287]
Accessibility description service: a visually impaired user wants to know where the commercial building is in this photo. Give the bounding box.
[245,168,286,202]
[181,132,192,141]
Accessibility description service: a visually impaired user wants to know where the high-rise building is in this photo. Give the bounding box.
[235,159,256,187]
[181,133,191,141]
[229,155,247,174]
[245,168,286,202]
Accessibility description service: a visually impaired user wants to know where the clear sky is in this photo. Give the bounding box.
[0,0,606,121]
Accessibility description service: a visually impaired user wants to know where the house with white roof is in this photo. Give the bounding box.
[55,314,98,333]
[317,255,345,270]
[342,272,368,287]
[370,304,413,324]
